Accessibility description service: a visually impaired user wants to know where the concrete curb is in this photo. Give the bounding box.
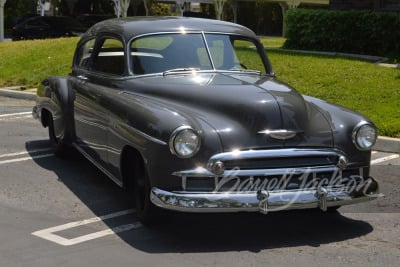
[0,88,399,154]
[0,88,36,101]
[280,49,388,63]
[374,136,400,154]
[376,63,400,69]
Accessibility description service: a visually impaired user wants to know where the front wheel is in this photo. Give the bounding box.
[134,161,157,224]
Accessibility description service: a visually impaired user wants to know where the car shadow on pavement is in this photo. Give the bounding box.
[26,140,133,216]
[124,211,373,253]
[27,140,374,253]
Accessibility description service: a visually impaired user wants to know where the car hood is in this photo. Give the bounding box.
[125,73,333,151]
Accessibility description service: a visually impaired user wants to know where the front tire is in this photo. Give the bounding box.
[133,160,157,225]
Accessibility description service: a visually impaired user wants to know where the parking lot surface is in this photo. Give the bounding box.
[0,96,399,267]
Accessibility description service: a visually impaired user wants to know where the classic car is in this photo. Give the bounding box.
[33,17,381,224]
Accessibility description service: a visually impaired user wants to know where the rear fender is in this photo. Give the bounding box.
[41,76,76,144]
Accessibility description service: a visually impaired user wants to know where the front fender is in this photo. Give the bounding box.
[111,91,224,191]
[304,95,374,164]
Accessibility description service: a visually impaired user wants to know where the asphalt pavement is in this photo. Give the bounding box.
[0,96,399,267]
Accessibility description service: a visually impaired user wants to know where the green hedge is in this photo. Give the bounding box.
[284,9,400,59]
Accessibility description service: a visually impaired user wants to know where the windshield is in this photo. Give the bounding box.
[129,33,267,75]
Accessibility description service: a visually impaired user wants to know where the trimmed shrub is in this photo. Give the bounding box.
[284,8,400,58]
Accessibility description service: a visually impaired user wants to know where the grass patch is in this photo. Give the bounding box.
[260,37,286,49]
[261,37,399,138]
[0,37,399,138]
[0,38,79,88]
[267,50,400,138]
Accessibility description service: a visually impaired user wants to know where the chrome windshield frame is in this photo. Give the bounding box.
[127,31,270,76]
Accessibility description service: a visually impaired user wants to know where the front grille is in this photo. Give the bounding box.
[224,155,339,170]
[177,149,369,193]
[185,168,365,192]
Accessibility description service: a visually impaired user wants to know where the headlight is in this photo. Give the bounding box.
[352,121,377,151]
[169,126,201,158]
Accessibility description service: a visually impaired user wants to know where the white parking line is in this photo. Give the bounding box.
[371,154,399,165]
[0,112,32,121]
[0,115,32,121]
[0,148,54,165]
[32,209,140,246]
[0,111,32,118]
[0,153,54,165]
[0,148,53,159]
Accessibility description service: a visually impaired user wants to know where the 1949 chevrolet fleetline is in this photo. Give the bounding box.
[33,17,381,223]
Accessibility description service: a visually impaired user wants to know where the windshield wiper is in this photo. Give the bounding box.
[162,68,201,76]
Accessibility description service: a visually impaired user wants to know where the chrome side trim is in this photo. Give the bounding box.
[77,140,121,155]
[122,123,167,146]
[75,117,107,130]
[150,177,382,213]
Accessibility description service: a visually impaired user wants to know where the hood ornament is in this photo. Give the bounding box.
[258,129,302,140]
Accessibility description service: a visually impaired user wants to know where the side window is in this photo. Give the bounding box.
[232,39,265,73]
[75,39,95,70]
[92,38,125,76]
[205,34,266,73]
[207,39,226,68]
[130,35,172,74]
[205,35,236,69]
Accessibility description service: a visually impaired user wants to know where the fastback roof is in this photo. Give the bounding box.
[83,16,257,40]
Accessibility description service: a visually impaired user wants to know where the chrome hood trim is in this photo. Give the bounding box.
[207,148,345,163]
[258,129,303,140]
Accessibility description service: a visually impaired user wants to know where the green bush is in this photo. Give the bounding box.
[284,9,400,59]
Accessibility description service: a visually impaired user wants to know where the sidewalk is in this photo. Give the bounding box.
[0,86,398,154]
[266,48,400,69]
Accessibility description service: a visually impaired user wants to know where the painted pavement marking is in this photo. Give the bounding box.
[371,154,399,165]
[32,209,141,246]
[0,111,32,121]
[0,148,54,165]
[0,111,31,118]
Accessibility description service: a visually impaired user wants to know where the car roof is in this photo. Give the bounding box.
[82,16,257,41]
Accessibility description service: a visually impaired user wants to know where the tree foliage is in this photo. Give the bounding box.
[4,0,35,28]
[284,8,400,58]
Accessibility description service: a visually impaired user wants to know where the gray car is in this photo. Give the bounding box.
[33,17,381,224]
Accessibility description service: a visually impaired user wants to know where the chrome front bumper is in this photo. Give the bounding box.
[150,177,382,214]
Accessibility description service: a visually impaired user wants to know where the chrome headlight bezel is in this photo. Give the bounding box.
[352,121,377,151]
[169,126,201,158]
